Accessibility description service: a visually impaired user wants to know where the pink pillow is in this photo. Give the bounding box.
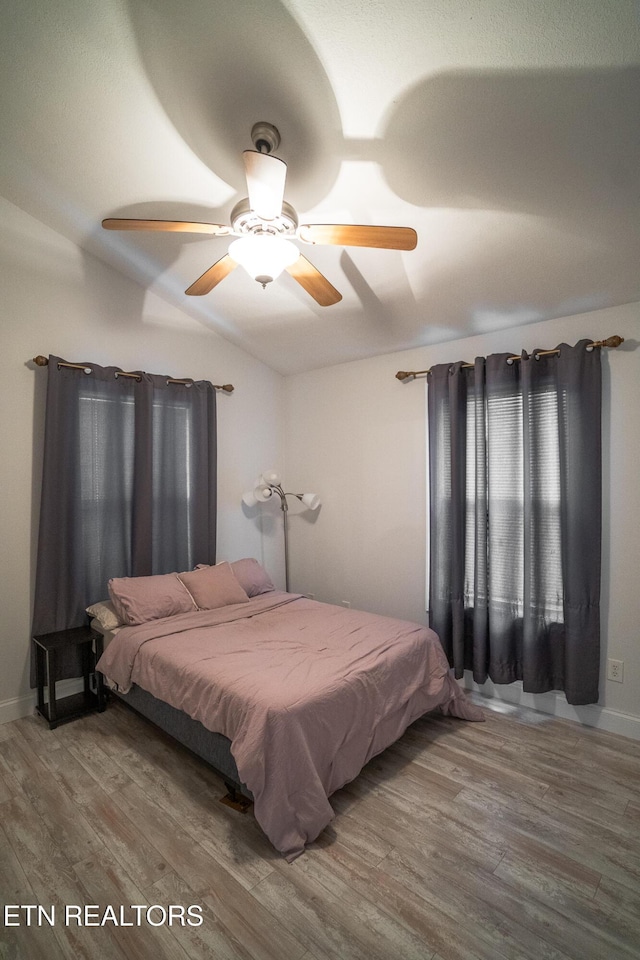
[230,558,275,597]
[178,562,249,610]
[108,573,196,625]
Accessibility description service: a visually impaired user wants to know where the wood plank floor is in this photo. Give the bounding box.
[1,694,639,960]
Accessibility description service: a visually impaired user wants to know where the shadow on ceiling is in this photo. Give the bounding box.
[101,18,640,325]
[125,0,344,213]
[354,66,640,243]
[125,0,640,245]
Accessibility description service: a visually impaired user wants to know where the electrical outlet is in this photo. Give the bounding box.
[607,659,624,682]
[341,600,351,608]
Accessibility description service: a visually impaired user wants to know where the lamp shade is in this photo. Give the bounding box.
[301,493,321,510]
[261,469,281,486]
[228,235,299,286]
[241,489,258,507]
[254,483,274,502]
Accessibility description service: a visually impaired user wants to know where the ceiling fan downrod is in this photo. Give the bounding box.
[250,121,280,155]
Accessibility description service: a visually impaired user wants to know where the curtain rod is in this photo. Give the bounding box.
[32,355,234,392]
[395,335,624,383]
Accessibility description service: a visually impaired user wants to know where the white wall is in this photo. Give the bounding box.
[285,302,640,737]
[0,196,286,721]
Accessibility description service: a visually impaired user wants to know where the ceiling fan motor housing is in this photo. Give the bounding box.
[230,198,298,236]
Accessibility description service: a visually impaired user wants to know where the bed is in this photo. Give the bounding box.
[94,560,483,861]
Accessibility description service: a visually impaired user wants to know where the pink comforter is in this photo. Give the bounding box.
[97,592,483,860]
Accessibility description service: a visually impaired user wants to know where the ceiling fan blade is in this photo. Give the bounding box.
[243,150,287,221]
[102,218,230,236]
[185,255,238,296]
[299,224,417,250]
[286,255,342,307]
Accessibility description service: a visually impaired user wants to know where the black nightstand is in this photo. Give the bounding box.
[33,625,106,729]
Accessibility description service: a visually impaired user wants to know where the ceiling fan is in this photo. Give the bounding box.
[102,122,417,307]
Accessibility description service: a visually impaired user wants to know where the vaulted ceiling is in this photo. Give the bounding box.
[1,0,639,373]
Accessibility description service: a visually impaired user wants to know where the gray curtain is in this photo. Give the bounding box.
[32,356,217,680]
[428,340,601,705]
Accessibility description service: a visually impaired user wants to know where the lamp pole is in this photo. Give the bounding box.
[267,484,308,593]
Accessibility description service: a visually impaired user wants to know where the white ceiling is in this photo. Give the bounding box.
[1,0,639,374]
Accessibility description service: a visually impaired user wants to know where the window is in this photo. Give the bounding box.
[427,343,602,705]
[33,359,217,668]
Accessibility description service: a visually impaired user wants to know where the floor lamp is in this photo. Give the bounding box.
[242,471,321,592]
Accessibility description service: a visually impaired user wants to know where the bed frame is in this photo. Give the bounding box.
[112,684,253,804]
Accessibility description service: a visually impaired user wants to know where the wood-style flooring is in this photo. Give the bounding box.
[1,694,639,960]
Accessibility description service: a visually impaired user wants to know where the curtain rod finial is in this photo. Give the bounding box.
[396,371,414,382]
[220,384,234,393]
[33,355,49,366]
[603,335,624,349]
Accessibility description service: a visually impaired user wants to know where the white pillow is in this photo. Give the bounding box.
[86,599,122,631]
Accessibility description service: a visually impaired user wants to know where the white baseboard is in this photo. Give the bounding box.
[463,673,640,741]
[5,675,638,742]
[0,679,85,726]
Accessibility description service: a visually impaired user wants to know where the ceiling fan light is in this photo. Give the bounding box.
[229,235,299,287]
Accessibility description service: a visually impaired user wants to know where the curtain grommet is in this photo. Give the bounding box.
[506,357,514,366]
